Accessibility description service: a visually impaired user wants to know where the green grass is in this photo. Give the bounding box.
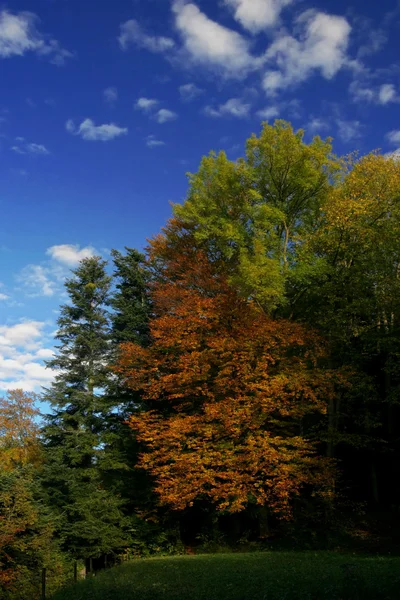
[50,551,400,600]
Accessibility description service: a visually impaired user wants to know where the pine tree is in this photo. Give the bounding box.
[41,257,129,560]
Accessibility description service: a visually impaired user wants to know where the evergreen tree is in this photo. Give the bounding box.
[41,257,129,560]
[105,248,157,530]
[110,247,151,348]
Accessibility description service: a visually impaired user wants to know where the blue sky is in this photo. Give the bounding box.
[0,0,399,393]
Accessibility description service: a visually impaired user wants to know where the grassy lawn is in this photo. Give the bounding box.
[50,551,400,600]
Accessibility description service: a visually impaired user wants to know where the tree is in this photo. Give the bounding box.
[110,247,151,348]
[0,389,41,471]
[0,391,66,599]
[41,257,128,560]
[115,245,336,523]
[170,120,340,310]
[298,153,400,503]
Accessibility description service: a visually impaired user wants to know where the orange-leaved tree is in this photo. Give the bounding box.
[0,390,56,598]
[115,231,337,520]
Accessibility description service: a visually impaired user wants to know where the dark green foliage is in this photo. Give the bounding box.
[110,248,151,348]
[41,257,129,559]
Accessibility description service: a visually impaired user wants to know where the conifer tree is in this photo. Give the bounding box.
[110,247,151,349]
[41,257,128,560]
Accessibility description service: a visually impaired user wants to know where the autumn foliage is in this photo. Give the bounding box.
[116,235,337,518]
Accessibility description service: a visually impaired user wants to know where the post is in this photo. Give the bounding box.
[41,568,46,600]
[74,561,78,583]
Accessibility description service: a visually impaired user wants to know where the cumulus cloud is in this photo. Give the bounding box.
[11,137,49,155]
[223,0,293,32]
[204,98,251,118]
[118,19,175,53]
[135,97,159,112]
[0,9,72,64]
[0,321,44,349]
[155,108,178,123]
[145,134,166,148]
[46,244,97,266]
[0,292,9,301]
[103,87,118,105]
[66,118,128,141]
[263,10,351,93]
[172,0,258,76]
[0,321,55,392]
[179,83,204,101]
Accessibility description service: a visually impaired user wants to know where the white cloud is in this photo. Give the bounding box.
[155,108,178,123]
[350,81,399,105]
[223,0,293,32]
[135,97,159,112]
[378,84,398,104]
[17,265,56,297]
[35,348,54,359]
[179,83,204,101]
[336,119,362,142]
[46,244,97,266]
[172,0,257,76]
[0,9,72,64]
[204,98,251,118]
[0,321,55,392]
[307,117,330,134]
[118,19,175,53]
[11,137,50,155]
[145,134,166,148]
[263,10,351,93]
[0,321,44,349]
[103,87,118,105]
[0,293,9,301]
[66,118,128,141]
[387,130,400,145]
[256,106,280,120]
[16,244,98,298]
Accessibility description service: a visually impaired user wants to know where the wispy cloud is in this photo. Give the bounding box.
[103,87,118,105]
[204,98,251,118]
[135,97,159,112]
[118,19,175,53]
[336,119,362,143]
[307,118,330,134]
[145,134,166,148]
[0,9,73,64]
[11,137,50,155]
[350,81,399,104]
[387,130,400,145]
[66,119,128,141]
[256,106,280,120]
[16,244,99,298]
[179,83,204,101]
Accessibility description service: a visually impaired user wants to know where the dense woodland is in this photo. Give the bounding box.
[2,120,400,598]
